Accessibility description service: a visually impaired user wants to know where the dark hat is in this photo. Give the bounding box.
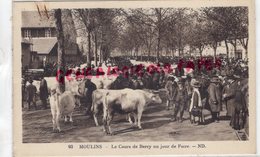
[29,79,33,83]
[177,78,185,84]
[211,76,220,83]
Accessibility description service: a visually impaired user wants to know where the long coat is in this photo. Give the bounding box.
[207,83,222,112]
[165,80,174,101]
[84,80,97,106]
[224,80,247,130]
[26,84,37,102]
[39,79,49,100]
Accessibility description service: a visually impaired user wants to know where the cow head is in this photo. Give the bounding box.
[150,93,162,104]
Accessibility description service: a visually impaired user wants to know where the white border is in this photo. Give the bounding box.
[0,0,12,157]
[0,0,259,156]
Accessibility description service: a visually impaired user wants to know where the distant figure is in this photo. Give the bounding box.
[207,76,222,123]
[164,75,175,110]
[189,80,203,125]
[223,75,247,130]
[26,79,37,110]
[172,78,188,122]
[39,76,49,109]
[84,78,97,115]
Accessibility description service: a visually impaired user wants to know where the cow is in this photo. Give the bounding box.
[91,89,108,126]
[91,89,135,127]
[102,88,162,135]
[50,87,80,132]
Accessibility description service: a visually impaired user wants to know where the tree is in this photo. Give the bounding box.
[202,7,248,60]
[54,9,65,93]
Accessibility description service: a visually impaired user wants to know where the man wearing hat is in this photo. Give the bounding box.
[39,75,49,109]
[172,78,188,122]
[207,76,222,122]
[165,75,177,110]
[223,74,247,130]
[83,78,97,115]
[26,79,37,110]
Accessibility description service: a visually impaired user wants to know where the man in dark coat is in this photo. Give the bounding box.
[172,78,188,122]
[26,79,37,110]
[84,78,97,115]
[39,76,49,109]
[223,75,247,130]
[207,76,222,122]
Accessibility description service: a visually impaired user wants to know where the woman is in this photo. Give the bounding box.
[189,80,203,125]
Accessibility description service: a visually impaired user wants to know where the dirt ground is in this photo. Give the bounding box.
[22,100,239,143]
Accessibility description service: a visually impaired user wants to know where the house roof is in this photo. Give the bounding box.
[31,38,57,55]
[22,11,55,28]
[21,38,32,44]
[31,38,79,55]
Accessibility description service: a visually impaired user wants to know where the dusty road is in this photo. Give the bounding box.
[22,102,238,143]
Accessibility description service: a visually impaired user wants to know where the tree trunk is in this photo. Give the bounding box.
[224,39,229,63]
[148,45,151,60]
[156,9,162,62]
[240,38,248,59]
[213,47,217,62]
[178,48,181,57]
[156,35,160,62]
[87,31,91,65]
[94,32,98,66]
[99,45,102,63]
[230,39,237,59]
[54,9,65,93]
[212,41,218,62]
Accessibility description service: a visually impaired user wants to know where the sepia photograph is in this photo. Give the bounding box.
[13,0,256,156]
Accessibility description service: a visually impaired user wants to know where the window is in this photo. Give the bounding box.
[45,29,51,37]
[24,29,31,38]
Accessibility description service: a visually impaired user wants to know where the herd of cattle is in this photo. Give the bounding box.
[23,58,249,136]
[48,78,162,135]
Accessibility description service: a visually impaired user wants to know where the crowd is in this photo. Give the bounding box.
[22,56,249,136]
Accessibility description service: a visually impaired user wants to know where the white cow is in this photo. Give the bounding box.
[50,87,79,132]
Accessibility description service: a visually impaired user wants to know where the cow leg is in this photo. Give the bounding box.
[56,113,61,132]
[64,116,68,122]
[50,107,57,132]
[128,113,134,124]
[52,114,57,131]
[133,113,138,126]
[137,109,144,130]
[107,111,114,135]
[102,107,108,133]
[93,113,99,126]
[69,113,73,123]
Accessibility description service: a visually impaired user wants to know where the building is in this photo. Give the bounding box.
[21,11,81,69]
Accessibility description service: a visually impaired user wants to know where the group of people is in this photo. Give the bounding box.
[22,76,49,110]
[22,56,249,135]
[164,67,248,132]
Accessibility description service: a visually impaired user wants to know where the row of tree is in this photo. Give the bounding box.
[54,7,249,68]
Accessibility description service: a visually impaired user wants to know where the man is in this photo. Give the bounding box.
[26,79,37,110]
[39,75,49,109]
[223,74,247,130]
[207,76,222,122]
[184,75,193,111]
[84,78,97,115]
[165,75,175,110]
[172,78,188,122]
